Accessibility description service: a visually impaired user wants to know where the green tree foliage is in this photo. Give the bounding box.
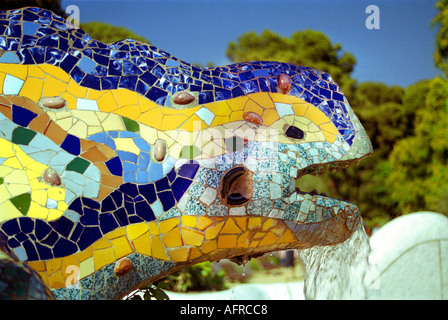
[80,22,150,44]
[433,0,448,74]
[387,77,448,215]
[154,262,227,293]
[226,30,356,96]
[322,82,407,225]
[380,0,448,217]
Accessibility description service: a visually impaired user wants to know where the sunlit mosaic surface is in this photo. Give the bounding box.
[0,7,372,300]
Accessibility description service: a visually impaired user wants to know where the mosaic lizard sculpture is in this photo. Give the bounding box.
[0,7,373,300]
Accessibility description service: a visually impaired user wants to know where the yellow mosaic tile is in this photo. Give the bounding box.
[277,228,298,243]
[19,78,43,102]
[218,234,237,248]
[41,64,70,83]
[178,114,208,131]
[221,218,241,234]
[46,258,62,276]
[181,228,204,246]
[112,89,139,106]
[244,99,264,115]
[200,239,217,254]
[114,105,141,120]
[196,216,213,230]
[150,236,170,261]
[0,73,5,93]
[205,221,224,240]
[138,94,159,113]
[292,102,309,116]
[249,92,276,109]
[110,236,133,259]
[188,247,202,260]
[132,232,151,256]
[248,217,262,229]
[105,226,127,239]
[86,89,104,101]
[0,200,22,220]
[259,231,278,247]
[321,129,337,143]
[149,221,159,236]
[262,108,280,126]
[227,95,247,111]
[48,270,65,289]
[76,246,93,262]
[159,218,180,234]
[210,115,230,127]
[126,222,150,240]
[237,231,251,248]
[97,91,119,112]
[271,92,292,104]
[93,247,115,270]
[92,237,111,250]
[27,260,46,272]
[162,227,183,248]
[208,100,232,116]
[169,247,189,262]
[305,106,331,126]
[42,75,68,97]
[229,111,245,122]
[26,202,50,220]
[28,65,45,79]
[137,108,163,130]
[0,63,27,80]
[181,215,197,228]
[161,114,189,130]
[61,255,79,278]
[79,258,94,280]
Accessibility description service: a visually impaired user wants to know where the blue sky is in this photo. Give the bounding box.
[61,0,441,88]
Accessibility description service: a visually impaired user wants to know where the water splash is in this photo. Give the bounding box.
[298,226,370,300]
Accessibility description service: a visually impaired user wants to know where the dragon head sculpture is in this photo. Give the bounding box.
[0,7,372,299]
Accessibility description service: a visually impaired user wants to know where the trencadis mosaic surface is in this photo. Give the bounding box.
[0,7,373,300]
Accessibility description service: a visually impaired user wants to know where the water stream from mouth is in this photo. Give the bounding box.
[298,225,370,300]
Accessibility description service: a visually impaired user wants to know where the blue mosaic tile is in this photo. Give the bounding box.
[0,8,358,145]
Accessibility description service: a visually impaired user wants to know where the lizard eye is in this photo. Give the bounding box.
[285,125,305,140]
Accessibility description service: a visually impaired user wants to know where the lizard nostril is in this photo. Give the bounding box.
[285,125,305,140]
[220,167,253,206]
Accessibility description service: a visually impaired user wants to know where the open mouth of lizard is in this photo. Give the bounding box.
[220,155,361,207]
[214,153,367,266]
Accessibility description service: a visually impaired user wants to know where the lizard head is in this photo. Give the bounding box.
[162,62,373,266]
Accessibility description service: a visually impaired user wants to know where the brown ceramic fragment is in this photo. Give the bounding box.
[41,97,66,109]
[44,120,67,145]
[277,73,292,94]
[154,140,167,162]
[243,112,263,125]
[42,168,62,186]
[22,97,44,115]
[113,258,134,277]
[81,147,108,162]
[28,113,50,133]
[0,103,12,120]
[173,92,195,105]
[80,139,97,152]
[101,174,123,188]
